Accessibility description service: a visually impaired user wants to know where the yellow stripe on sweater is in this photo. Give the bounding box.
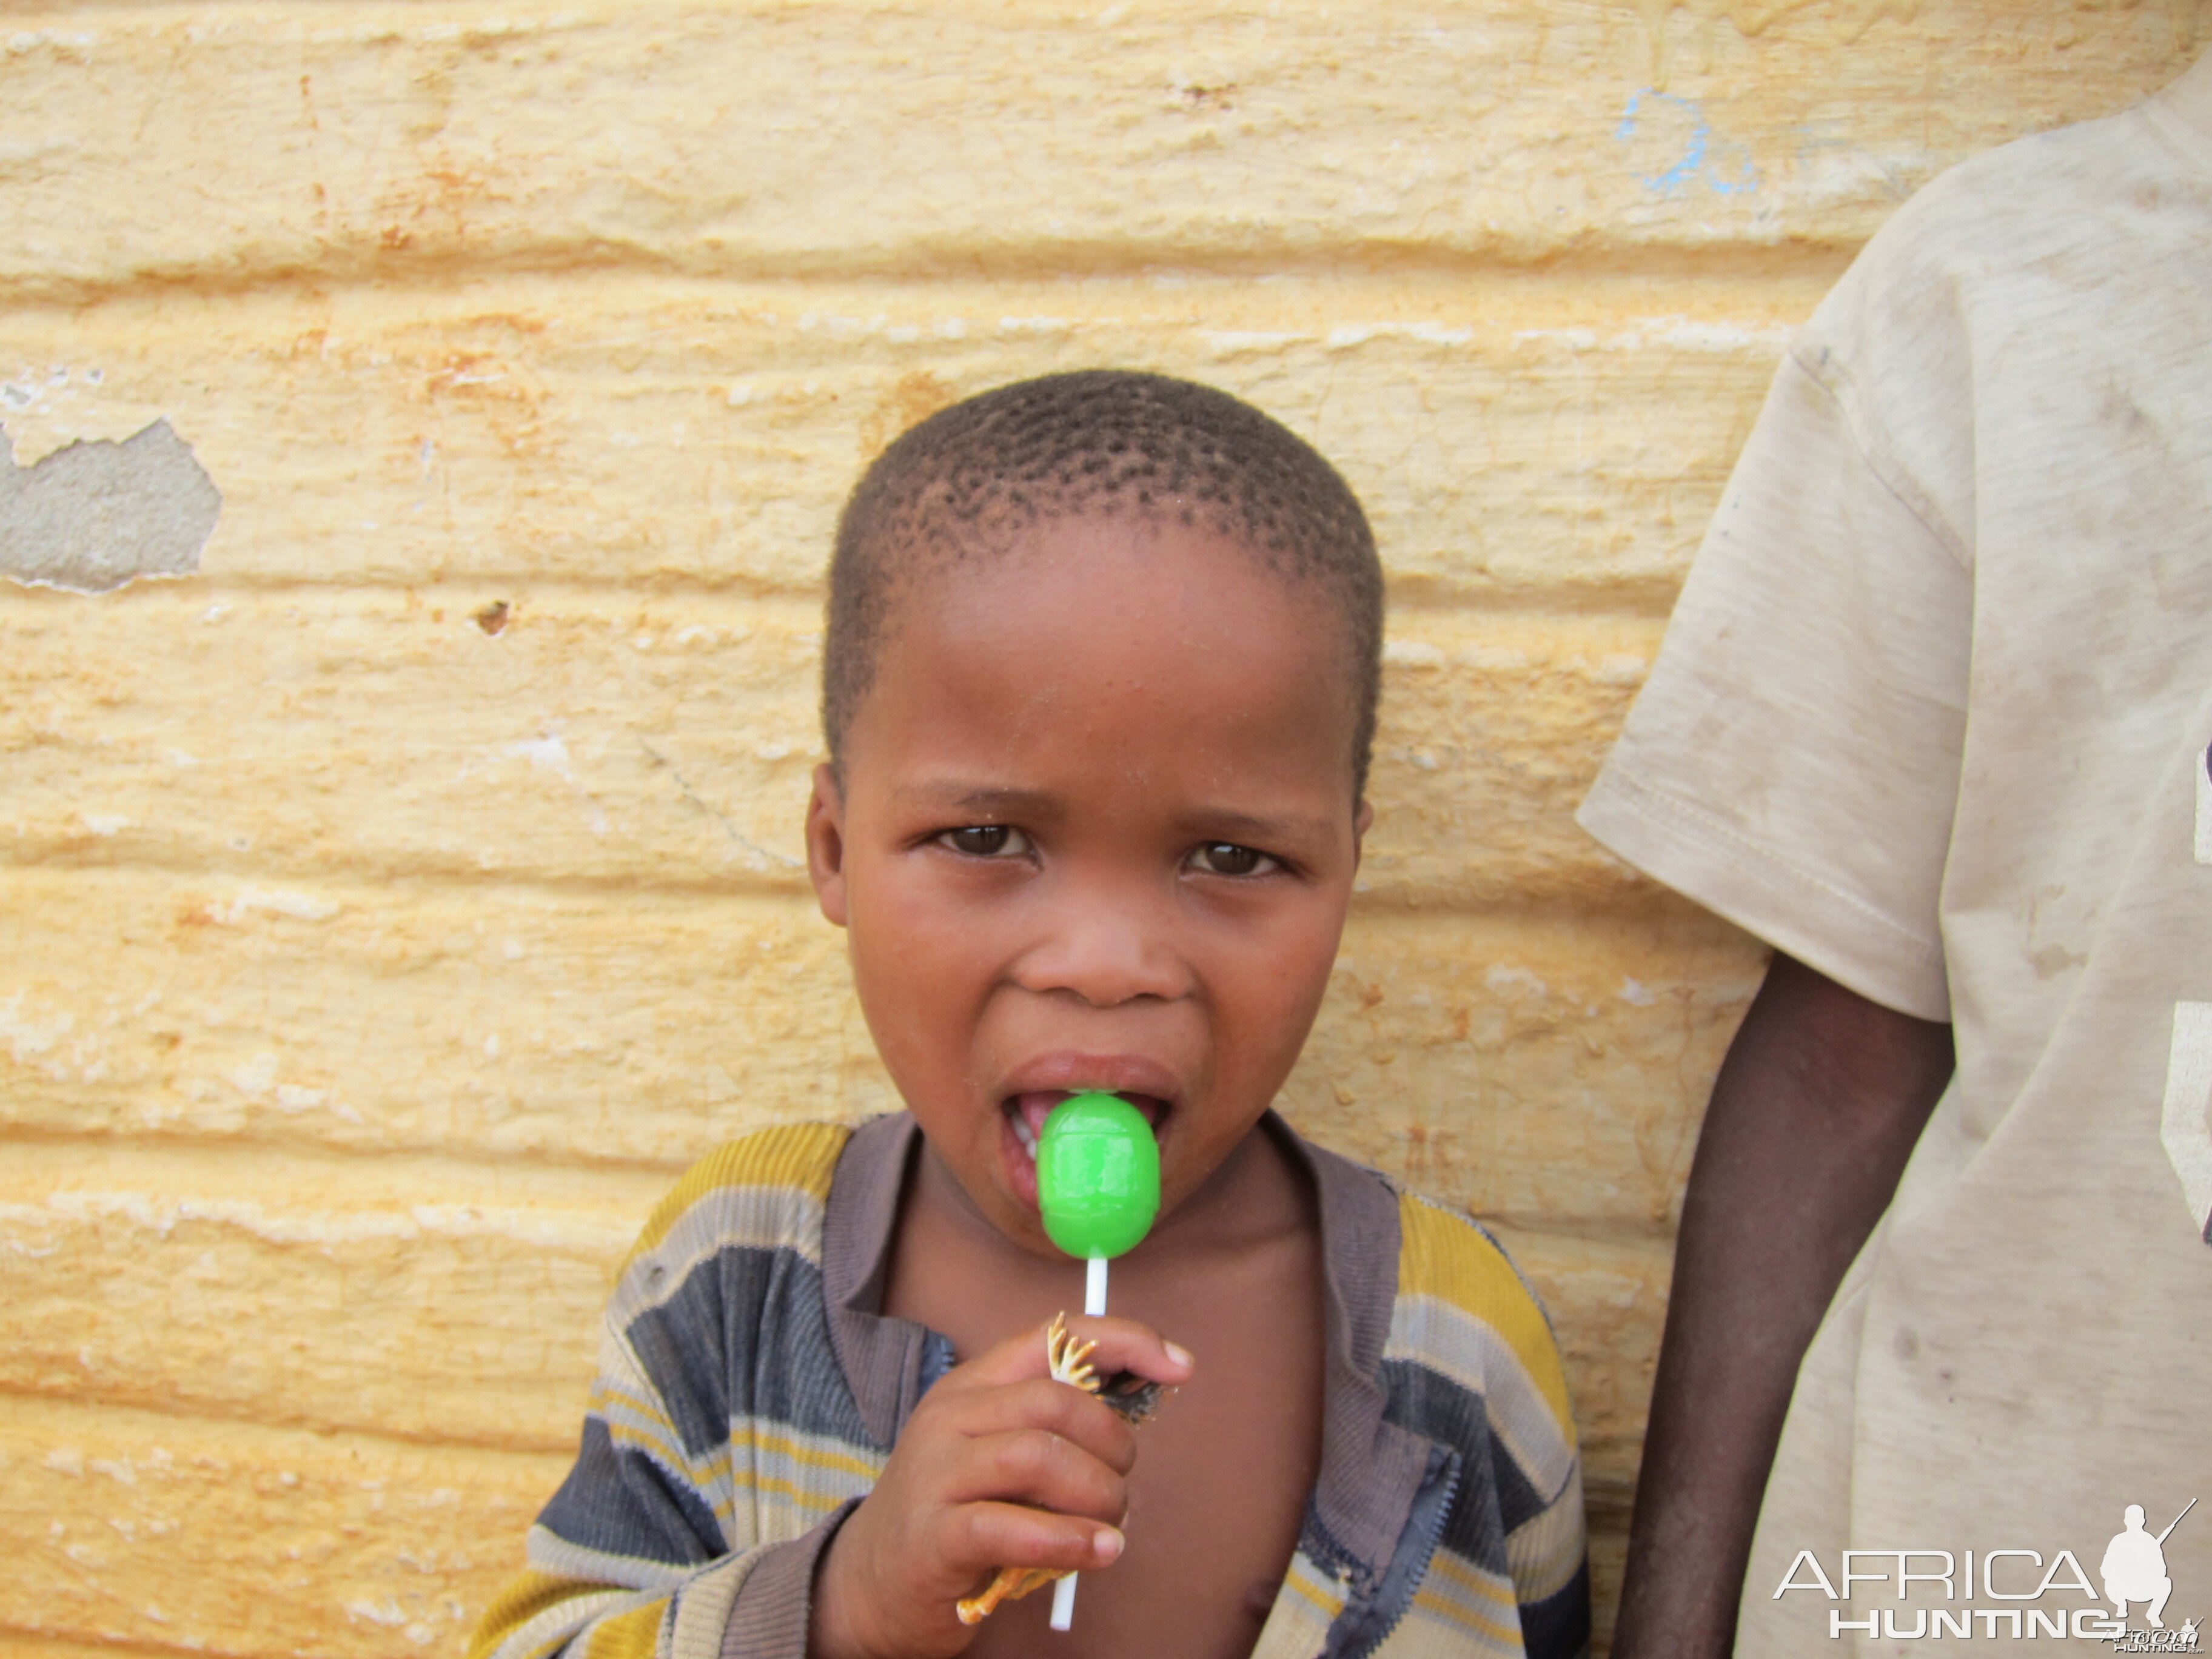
[596,1412,882,1503]
[583,1600,666,1659]
[1407,1584,1526,1649]
[1427,1546,1521,1610]
[624,1122,850,1267]
[468,1569,598,1659]
[1280,1550,1349,1620]
[1393,1193,1575,1445]
[729,1419,887,1484]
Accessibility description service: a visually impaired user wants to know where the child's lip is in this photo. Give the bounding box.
[1005,1088,1171,1145]
[999,1091,1171,1214]
[995,1056,1181,1211]
[998,1053,1184,1105]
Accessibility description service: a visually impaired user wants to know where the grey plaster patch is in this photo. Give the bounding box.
[0,419,222,594]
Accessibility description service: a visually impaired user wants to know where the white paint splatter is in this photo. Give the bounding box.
[226,1053,278,1098]
[507,732,574,780]
[205,888,340,925]
[1658,319,1789,353]
[460,730,609,834]
[1326,322,1475,350]
[1202,330,1299,354]
[1512,326,1600,350]
[1382,639,1446,668]
[0,993,73,1061]
[1484,964,1549,997]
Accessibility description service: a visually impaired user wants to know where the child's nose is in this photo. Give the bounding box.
[1010,894,1194,1008]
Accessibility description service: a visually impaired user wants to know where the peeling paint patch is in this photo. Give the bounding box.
[0,418,221,594]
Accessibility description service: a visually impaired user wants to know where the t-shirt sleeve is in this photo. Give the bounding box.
[1577,291,1974,1022]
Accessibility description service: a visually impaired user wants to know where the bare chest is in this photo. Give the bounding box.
[957,1275,1326,1659]
[879,1131,1330,1658]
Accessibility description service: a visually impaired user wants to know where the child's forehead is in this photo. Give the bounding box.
[890,508,1346,665]
[852,515,1361,780]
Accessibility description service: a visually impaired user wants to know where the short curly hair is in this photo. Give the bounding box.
[824,370,1384,794]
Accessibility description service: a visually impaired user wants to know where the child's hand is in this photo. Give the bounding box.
[808,1315,1194,1659]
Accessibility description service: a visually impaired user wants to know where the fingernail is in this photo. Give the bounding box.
[1164,1341,1194,1369]
[1094,1527,1125,1563]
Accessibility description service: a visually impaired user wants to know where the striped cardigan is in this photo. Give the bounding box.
[471,1115,1589,1659]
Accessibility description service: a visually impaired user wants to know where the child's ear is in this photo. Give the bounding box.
[806,763,851,928]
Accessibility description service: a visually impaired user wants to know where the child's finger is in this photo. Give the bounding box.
[958,1314,1196,1390]
[941,1500,1126,1580]
[945,1427,1128,1523]
[934,1376,1138,1473]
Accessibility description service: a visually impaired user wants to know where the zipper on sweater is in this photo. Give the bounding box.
[1343,1449,1461,1659]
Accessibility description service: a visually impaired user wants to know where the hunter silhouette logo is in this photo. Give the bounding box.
[2103,1501,2191,1627]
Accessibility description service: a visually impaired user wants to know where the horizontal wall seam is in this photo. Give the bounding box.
[0,243,1868,314]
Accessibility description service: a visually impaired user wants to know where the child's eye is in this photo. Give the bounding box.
[938,825,1032,859]
[1188,842,1276,877]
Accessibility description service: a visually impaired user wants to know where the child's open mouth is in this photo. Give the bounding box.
[1000,1090,1169,1210]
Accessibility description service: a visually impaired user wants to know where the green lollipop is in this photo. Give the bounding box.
[1035,1090,1160,1634]
[1037,1091,1161,1265]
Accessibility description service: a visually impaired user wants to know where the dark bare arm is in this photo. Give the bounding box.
[1609,952,1954,1658]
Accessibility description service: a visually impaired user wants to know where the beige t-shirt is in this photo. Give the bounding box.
[1580,50,2212,1654]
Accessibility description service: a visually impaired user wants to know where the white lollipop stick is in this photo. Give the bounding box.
[1051,1255,1111,1632]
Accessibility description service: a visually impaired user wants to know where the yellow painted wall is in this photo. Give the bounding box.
[0,4,2203,1652]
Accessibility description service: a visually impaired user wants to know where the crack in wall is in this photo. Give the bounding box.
[1,418,221,594]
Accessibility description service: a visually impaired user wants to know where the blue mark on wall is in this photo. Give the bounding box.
[1617,90,1757,197]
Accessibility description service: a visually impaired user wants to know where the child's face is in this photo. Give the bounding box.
[807,513,1369,1258]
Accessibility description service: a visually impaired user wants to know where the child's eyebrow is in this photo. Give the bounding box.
[894,782,1059,817]
[1177,807,1343,848]
[891,784,1341,847]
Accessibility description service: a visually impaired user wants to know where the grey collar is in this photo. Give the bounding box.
[818,1110,1432,1581]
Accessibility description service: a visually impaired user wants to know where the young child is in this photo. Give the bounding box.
[469,372,1589,1659]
